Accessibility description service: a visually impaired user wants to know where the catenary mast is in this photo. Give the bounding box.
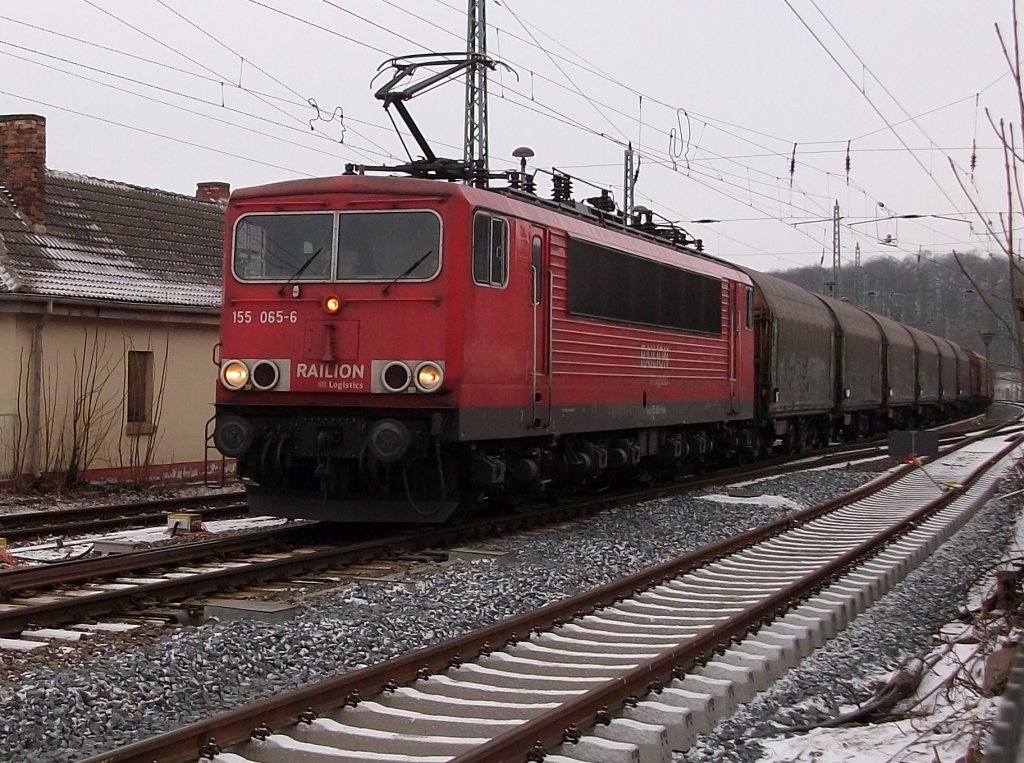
[464,0,489,181]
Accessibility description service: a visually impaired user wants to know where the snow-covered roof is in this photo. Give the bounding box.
[0,170,223,309]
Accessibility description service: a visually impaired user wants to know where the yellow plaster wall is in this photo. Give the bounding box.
[0,316,29,476]
[2,313,218,482]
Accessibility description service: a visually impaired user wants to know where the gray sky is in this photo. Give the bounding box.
[1,1,1019,272]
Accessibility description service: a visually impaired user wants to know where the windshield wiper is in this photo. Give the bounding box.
[382,249,433,295]
[278,247,323,295]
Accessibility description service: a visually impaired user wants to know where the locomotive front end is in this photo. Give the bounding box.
[212,178,462,523]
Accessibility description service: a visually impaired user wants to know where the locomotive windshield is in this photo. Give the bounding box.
[234,213,334,281]
[232,210,440,283]
[336,211,439,281]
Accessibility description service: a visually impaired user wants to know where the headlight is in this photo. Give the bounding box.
[414,361,444,392]
[323,294,341,314]
[382,361,412,392]
[250,360,280,391]
[221,359,249,390]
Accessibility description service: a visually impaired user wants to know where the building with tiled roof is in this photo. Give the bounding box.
[0,114,230,486]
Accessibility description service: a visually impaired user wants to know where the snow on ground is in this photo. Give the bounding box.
[751,475,1024,762]
[700,493,806,511]
[0,479,292,564]
[2,443,1021,761]
[7,515,292,564]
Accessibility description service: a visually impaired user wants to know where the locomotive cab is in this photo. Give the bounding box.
[213,176,467,522]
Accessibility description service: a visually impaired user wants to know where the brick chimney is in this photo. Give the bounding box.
[196,181,230,203]
[0,114,46,228]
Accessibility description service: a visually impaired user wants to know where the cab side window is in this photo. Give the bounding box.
[473,212,508,287]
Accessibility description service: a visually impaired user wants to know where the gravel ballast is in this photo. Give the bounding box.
[679,476,1020,762]
[0,464,1013,761]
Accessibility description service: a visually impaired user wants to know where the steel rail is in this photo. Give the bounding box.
[0,490,245,532]
[0,438,904,608]
[0,490,614,634]
[1,502,247,542]
[78,437,959,763]
[450,432,1024,762]
[0,524,319,598]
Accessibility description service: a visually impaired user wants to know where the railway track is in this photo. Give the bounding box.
[0,433,917,641]
[78,419,1024,762]
[0,490,246,542]
[0,439,881,556]
[0,416,982,551]
[0,425,991,644]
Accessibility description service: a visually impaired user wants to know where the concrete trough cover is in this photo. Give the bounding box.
[21,628,89,642]
[204,598,298,624]
[11,594,69,605]
[93,539,148,554]
[0,637,49,652]
[87,583,138,591]
[448,547,515,564]
[61,588,116,597]
[71,622,141,632]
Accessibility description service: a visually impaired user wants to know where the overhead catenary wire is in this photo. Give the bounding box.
[0,2,1003,267]
[784,0,981,216]
[16,0,962,259]
[0,42,389,166]
[153,0,388,158]
[0,87,312,176]
[80,0,311,134]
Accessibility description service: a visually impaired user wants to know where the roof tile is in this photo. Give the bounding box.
[0,170,224,307]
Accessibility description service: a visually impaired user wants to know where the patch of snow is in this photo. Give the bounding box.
[700,493,804,511]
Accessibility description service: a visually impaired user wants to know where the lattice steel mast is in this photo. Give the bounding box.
[464,0,489,181]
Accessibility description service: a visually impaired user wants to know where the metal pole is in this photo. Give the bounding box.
[623,144,634,218]
[832,200,841,300]
[463,0,489,180]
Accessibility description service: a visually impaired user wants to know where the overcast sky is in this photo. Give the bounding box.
[1,1,1019,272]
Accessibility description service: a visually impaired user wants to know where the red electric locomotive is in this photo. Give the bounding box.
[212,172,757,522]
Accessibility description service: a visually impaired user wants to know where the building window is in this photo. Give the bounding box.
[473,212,508,287]
[126,350,154,434]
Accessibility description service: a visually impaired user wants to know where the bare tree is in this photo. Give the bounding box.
[65,327,122,485]
[28,325,123,489]
[6,324,180,492]
[1,347,32,482]
[952,3,1024,393]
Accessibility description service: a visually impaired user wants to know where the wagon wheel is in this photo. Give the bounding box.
[786,422,804,454]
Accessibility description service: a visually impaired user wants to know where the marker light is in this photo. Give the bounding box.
[221,359,250,390]
[414,361,444,392]
[250,360,280,390]
[323,295,342,314]
[382,361,412,392]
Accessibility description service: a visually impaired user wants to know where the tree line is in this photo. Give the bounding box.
[775,250,1015,374]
